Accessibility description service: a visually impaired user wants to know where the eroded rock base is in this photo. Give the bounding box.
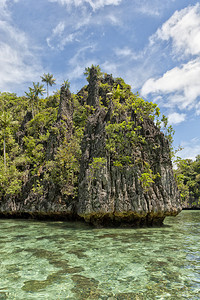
[79,211,179,227]
[0,211,180,227]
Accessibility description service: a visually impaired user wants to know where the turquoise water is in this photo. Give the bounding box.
[0,211,199,299]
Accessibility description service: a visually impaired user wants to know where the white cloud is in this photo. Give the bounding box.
[47,0,122,50]
[115,47,142,60]
[52,21,65,36]
[106,13,121,25]
[88,0,121,10]
[0,0,10,19]
[49,0,121,11]
[0,43,41,89]
[178,139,200,161]
[115,47,133,57]
[75,13,92,30]
[140,3,200,117]
[67,45,98,80]
[46,22,65,49]
[0,20,27,48]
[168,112,186,125]
[0,0,7,9]
[151,3,200,58]
[46,21,80,50]
[141,58,200,110]
[136,1,160,17]
[0,2,42,93]
[101,60,118,75]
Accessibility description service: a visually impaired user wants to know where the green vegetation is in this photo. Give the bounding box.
[0,90,57,198]
[174,156,200,207]
[25,82,46,117]
[84,64,103,82]
[88,157,107,180]
[0,66,177,201]
[139,162,160,191]
[98,74,172,190]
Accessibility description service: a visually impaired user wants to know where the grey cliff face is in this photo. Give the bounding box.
[0,67,181,225]
[0,86,76,220]
[46,86,73,160]
[78,67,181,226]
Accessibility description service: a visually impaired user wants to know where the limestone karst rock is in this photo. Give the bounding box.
[46,86,73,160]
[0,67,181,225]
[0,86,76,219]
[77,67,181,226]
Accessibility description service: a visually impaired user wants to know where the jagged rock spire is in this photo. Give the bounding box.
[87,67,100,107]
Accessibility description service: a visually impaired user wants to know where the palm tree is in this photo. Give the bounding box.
[25,87,35,117]
[41,73,56,97]
[62,79,70,90]
[32,82,45,113]
[32,82,46,98]
[25,83,45,116]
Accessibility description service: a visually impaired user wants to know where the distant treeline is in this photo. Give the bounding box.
[174,156,200,208]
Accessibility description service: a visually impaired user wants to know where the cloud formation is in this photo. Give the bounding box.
[68,45,98,79]
[168,112,186,125]
[0,1,42,93]
[152,3,200,58]
[46,21,80,50]
[141,4,200,113]
[49,0,121,11]
[141,59,200,109]
[46,0,122,51]
[178,138,200,161]
[115,47,142,61]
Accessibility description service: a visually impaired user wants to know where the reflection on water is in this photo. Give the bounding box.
[0,211,199,299]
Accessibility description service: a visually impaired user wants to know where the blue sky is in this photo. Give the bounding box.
[0,0,200,160]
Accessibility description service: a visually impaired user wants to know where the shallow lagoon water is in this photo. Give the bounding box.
[0,210,199,299]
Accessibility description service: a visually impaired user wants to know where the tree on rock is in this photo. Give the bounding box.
[25,88,35,117]
[41,73,56,97]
